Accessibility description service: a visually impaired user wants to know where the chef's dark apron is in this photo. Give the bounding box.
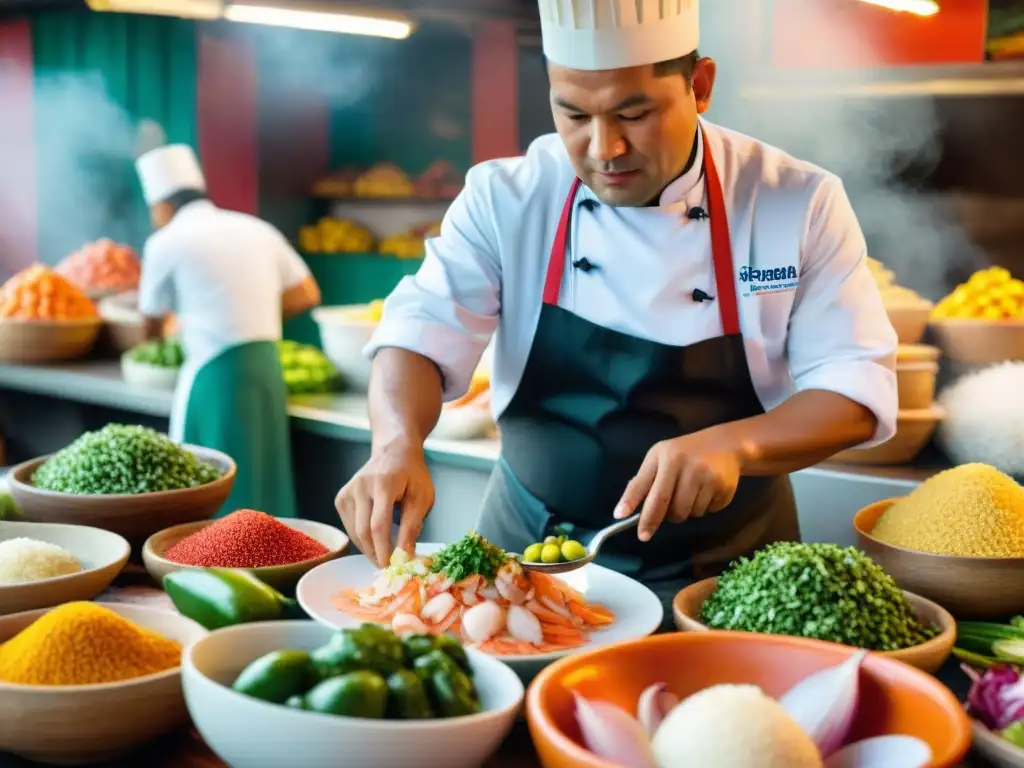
[475,127,800,630]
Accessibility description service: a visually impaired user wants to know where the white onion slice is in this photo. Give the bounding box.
[779,649,867,757]
[573,692,658,768]
[824,735,932,768]
[636,683,680,738]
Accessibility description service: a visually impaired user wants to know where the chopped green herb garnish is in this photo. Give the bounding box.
[430,532,509,583]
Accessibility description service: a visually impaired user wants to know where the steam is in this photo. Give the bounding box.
[704,0,985,301]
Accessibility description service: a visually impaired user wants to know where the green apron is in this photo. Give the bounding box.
[181,340,297,518]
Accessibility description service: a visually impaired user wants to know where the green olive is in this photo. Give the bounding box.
[541,543,562,564]
[523,543,544,563]
[543,535,558,545]
[561,540,587,562]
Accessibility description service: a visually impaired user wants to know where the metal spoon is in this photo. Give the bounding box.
[517,514,641,575]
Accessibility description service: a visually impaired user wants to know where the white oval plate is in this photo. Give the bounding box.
[297,543,664,667]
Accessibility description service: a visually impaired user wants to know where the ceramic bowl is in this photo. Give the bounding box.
[526,631,971,768]
[855,499,1024,619]
[182,620,523,768]
[672,577,956,673]
[120,355,180,389]
[931,318,1024,366]
[831,405,944,465]
[142,518,349,591]
[972,720,1024,768]
[0,317,102,364]
[0,521,130,615]
[312,305,378,391]
[0,603,207,764]
[8,446,236,548]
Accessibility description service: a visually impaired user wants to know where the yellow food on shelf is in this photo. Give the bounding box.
[299,218,375,254]
[341,299,385,323]
[354,163,415,198]
[379,232,425,259]
[932,266,1024,321]
[866,257,931,309]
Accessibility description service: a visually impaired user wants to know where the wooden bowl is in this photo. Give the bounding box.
[886,303,932,345]
[0,603,207,764]
[526,632,971,768]
[897,343,941,364]
[142,518,349,591]
[931,319,1024,366]
[101,319,146,354]
[831,405,943,465]
[0,521,130,615]
[0,318,102,363]
[854,499,1024,619]
[896,362,938,409]
[672,577,956,674]
[7,446,236,548]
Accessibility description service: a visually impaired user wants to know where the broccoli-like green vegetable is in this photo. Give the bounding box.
[699,542,938,652]
[32,424,221,495]
[430,532,509,583]
[128,338,184,369]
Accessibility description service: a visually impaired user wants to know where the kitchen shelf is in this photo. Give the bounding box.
[309,195,457,204]
[738,60,1024,99]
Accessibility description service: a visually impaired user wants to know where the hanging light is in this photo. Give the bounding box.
[855,0,940,16]
[223,3,415,39]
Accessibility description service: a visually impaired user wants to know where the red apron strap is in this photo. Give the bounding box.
[543,132,740,337]
[701,127,741,336]
[543,177,583,306]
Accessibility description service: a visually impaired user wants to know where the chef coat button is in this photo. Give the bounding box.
[687,206,708,221]
[580,199,599,212]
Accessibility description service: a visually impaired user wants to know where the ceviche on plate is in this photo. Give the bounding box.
[296,532,663,662]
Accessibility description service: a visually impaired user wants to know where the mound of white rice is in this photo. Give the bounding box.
[0,538,83,584]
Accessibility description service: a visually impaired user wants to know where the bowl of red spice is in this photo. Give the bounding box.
[142,509,350,591]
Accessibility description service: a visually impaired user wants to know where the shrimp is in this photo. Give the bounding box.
[462,601,505,644]
[392,613,430,635]
[507,605,544,645]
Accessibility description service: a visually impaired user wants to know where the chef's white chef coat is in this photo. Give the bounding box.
[365,119,898,447]
[138,199,311,439]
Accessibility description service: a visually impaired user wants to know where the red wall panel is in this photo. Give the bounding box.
[197,30,259,214]
[772,0,987,69]
[0,19,36,276]
[472,20,519,164]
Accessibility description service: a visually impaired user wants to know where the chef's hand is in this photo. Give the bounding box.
[335,439,435,568]
[613,429,742,542]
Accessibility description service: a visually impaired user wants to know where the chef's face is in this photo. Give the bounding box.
[549,56,716,207]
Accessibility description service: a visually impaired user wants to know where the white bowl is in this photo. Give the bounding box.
[120,355,180,389]
[312,305,378,391]
[972,720,1024,768]
[0,521,130,615]
[0,603,207,764]
[183,620,523,768]
[297,544,664,681]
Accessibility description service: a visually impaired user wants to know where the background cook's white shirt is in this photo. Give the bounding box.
[138,200,311,369]
[365,120,898,448]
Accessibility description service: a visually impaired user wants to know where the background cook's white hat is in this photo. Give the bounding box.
[539,0,699,71]
[135,144,207,206]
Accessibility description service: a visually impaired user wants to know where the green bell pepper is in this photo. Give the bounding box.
[385,668,435,719]
[305,671,389,718]
[413,650,474,699]
[311,626,405,678]
[163,568,299,630]
[426,670,481,718]
[232,649,318,704]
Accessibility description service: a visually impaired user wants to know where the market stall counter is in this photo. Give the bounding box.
[0,360,939,547]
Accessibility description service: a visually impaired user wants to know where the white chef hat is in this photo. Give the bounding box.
[539,0,699,71]
[135,144,207,206]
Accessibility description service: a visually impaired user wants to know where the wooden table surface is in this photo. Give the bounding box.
[0,566,996,767]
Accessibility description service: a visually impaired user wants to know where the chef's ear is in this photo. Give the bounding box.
[692,57,717,114]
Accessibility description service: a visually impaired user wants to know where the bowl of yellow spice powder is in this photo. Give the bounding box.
[0,601,207,764]
[855,463,1024,620]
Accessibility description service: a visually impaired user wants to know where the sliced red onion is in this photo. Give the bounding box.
[573,692,658,768]
[779,649,867,757]
[823,735,931,768]
[637,682,681,739]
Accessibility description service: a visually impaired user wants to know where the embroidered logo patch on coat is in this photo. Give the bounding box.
[738,265,799,297]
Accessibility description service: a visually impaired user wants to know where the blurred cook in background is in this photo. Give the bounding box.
[134,144,321,518]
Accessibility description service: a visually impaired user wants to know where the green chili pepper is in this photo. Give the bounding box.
[385,668,435,719]
[433,634,472,676]
[426,669,481,718]
[413,650,475,699]
[401,634,438,665]
[311,627,405,678]
[162,568,297,630]
[305,671,389,718]
[232,649,318,704]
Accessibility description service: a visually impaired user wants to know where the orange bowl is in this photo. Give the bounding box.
[526,632,971,768]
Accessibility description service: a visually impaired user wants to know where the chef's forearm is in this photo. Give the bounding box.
[714,390,878,476]
[368,348,444,455]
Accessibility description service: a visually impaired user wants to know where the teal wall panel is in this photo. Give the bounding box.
[31,11,197,262]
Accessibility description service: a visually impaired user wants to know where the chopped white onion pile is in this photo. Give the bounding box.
[572,650,932,768]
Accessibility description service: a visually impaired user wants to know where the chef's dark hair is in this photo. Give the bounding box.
[653,50,700,87]
[159,188,208,212]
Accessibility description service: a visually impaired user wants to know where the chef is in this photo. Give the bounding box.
[335,0,898,613]
[136,144,321,518]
